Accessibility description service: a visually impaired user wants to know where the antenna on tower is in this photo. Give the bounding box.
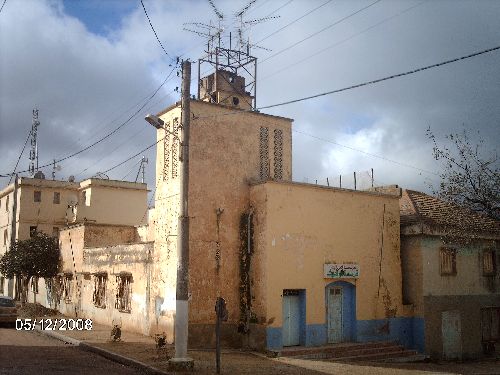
[135,156,148,183]
[52,159,62,180]
[185,0,278,110]
[29,109,40,176]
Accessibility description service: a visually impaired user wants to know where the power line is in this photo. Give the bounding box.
[0,67,176,177]
[293,129,438,175]
[74,87,177,178]
[140,0,173,60]
[0,0,7,13]
[255,0,333,44]
[102,136,165,174]
[261,0,427,82]
[8,129,32,184]
[260,0,382,64]
[259,44,500,110]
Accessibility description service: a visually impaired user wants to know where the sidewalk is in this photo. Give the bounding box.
[29,315,497,375]
[32,316,326,375]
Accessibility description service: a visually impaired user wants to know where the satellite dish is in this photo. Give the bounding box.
[68,175,75,182]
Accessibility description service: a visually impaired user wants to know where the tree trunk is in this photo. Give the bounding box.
[21,276,29,306]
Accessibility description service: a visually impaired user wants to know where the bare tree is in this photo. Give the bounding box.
[427,127,499,221]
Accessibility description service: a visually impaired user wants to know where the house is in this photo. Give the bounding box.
[52,222,155,335]
[0,175,148,298]
[400,189,500,359]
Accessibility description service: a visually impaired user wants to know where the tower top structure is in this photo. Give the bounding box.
[185,0,279,111]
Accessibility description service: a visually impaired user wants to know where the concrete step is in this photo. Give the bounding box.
[324,349,419,362]
[277,341,398,358]
[296,344,408,360]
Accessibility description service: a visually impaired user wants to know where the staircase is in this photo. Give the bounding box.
[273,341,421,362]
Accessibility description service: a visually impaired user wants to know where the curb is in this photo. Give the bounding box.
[35,327,169,375]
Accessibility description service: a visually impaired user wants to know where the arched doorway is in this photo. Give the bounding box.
[326,281,356,343]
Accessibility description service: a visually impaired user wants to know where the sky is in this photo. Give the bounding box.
[1,0,499,200]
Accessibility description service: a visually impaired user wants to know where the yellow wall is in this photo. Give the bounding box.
[154,100,293,326]
[77,179,148,226]
[250,181,403,327]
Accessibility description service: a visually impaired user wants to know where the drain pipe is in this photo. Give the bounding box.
[245,207,254,333]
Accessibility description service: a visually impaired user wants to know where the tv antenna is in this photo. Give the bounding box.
[52,159,62,180]
[185,0,279,110]
[29,109,40,176]
[135,156,148,183]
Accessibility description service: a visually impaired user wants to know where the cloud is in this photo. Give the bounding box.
[1,0,499,197]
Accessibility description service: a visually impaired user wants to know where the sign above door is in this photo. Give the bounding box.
[324,264,359,279]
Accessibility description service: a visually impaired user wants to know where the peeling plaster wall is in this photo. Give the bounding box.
[77,242,156,337]
[154,100,292,347]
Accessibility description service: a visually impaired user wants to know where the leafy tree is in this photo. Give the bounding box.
[427,127,500,221]
[0,231,60,304]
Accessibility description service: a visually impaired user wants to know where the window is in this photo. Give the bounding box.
[115,273,132,313]
[483,250,496,276]
[34,191,41,202]
[273,128,283,180]
[52,227,59,238]
[82,191,87,205]
[440,247,457,275]
[0,277,4,292]
[93,273,107,308]
[58,274,72,303]
[5,195,9,211]
[3,229,7,245]
[31,277,39,294]
[53,192,60,204]
[30,226,37,237]
[259,127,270,180]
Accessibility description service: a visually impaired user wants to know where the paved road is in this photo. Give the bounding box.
[0,327,143,374]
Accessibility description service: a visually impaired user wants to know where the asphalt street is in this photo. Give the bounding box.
[0,327,143,374]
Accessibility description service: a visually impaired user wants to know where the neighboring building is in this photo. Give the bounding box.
[0,175,148,297]
[400,189,500,359]
[50,223,155,335]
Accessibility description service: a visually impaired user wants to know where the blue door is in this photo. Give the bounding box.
[283,292,300,346]
[327,287,343,343]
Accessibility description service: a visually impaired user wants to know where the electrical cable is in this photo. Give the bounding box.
[74,87,177,178]
[102,137,164,175]
[255,0,333,44]
[3,45,499,178]
[0,66,176,177]
[140,0,173,61]
[121,159,144,180]
[0,0,7,13]
[260,0,382,64]
[258,45,500,110]
[292,129,439,175]
[260,0,427,82]
[8,130,32,184]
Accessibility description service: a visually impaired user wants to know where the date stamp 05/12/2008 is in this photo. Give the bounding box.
[16,318,93,331]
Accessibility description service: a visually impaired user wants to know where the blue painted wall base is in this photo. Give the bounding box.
[266,317,425,352]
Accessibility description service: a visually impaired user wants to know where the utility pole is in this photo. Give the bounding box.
[168,60,194,371]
